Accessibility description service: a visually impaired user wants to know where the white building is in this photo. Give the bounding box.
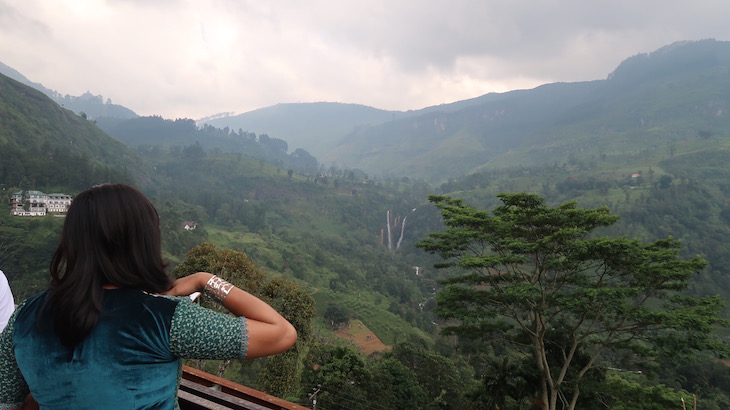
[10,190,72,216]
[46,193,73,213]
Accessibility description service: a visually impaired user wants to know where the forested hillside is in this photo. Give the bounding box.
[201,102,399,158]
[95,115,320,175]
[3,39,730,408]
[0,72,456,406]
[329,39,730,183]
[0,73,139,189]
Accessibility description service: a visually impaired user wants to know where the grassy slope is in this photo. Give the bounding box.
[0,73,144,172]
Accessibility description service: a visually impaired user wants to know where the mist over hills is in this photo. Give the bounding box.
[198,94,510,162]
[0,61,137,121]
[0,66,439,349]
[325,39,730,183]
[8,39,729,187]
[194,39,730,185]
[5,38,730,193]
[5,39,730,406]
[201,102,398,158]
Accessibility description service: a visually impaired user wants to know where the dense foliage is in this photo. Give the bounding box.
[5,39,730,408]
[301,341,472,410]
[417,193,726,409]
[0,73,143,179]
[95,116,319,175]
[172,243,316,397]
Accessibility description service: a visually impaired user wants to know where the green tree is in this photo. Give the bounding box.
[658,174,673,189]
[387,342,467,409]
[323,302,351,330]
[173,243,267,376]
[301,344,371,410]
[173,243,313,393]
[369,358,427,410]
[598,373,690,410]
[173,243,266,297]
[417,193,726,410]
[157,200,209,257]
[256,277,316,398]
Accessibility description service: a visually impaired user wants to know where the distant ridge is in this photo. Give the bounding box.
[0,61,137,120]
[0,72,144,188]
[201,102,398,157]
[0,61,38,87]
[324,39,730,182]
[201,40,730,182]
[5,39,729,185]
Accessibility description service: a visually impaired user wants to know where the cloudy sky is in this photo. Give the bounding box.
[1,1,728,119]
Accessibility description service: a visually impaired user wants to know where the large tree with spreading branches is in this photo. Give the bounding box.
[417,193,726,410]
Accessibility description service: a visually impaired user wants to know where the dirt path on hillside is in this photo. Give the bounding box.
[333,319,390,355]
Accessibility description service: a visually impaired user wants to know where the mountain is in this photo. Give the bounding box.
[0,61,42,89]
[0,62,137,120]
[94,116,320,174]
[199,40,730,184]
[319,39,730,183]
[200,99,504,161]
[0,67,439,352]
[4,40,730,407]
[0,72,145,188]
[201,102,399,158]
[55,91,138,120]
[326,80,602,181]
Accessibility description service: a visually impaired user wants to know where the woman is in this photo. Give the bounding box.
[0,269,14,332]
[0,183,297,409]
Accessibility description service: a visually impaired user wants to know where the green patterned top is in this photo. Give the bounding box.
[0,288,248,409]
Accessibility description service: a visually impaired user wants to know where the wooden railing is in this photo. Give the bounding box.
[179,365,309,410]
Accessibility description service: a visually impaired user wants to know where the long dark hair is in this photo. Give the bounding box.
[45,183,172,346]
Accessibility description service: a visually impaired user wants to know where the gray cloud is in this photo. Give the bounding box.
[1,1,729,118]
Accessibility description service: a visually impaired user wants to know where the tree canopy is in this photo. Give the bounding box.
[417,192,726,410]
[172,243,315,395]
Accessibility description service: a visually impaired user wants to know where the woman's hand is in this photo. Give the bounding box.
[163,272,212,297]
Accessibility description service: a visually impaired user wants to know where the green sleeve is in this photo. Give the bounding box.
[0,302,29,409]
[169,298,249,360]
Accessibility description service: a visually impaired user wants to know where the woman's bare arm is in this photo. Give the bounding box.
[164,272,297,358]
